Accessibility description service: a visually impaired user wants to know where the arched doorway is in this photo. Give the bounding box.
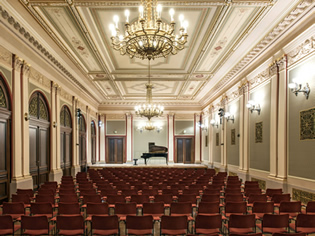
[0,75,11,203]
[91,121,96,164]
[60,105,72,176]
[79,114,86,172]
[29,92,50,189]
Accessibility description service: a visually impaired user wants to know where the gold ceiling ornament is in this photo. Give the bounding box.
[134,60,164,123]
[109,0,188,60]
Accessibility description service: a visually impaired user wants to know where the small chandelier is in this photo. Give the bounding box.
[109,0,188,60]
[134,60,164,120]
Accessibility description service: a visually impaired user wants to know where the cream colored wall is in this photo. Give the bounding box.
[249,82,271,171]
[106,120,126,135]
[175,120,194,135]
[288,55,315,180]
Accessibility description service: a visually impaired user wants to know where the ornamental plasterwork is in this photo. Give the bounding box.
[60,89,72,104]
[276,55,287,72]
[269,62,278,76]
[203,0,313,105]
[0,46,11,67]
[249,68,270,90]
[288,36,315,66]
[174,114,195,120]
[29,68,51,91]
[106,114,126,120]
[220,94,228,107]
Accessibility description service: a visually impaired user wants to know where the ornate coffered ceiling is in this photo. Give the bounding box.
[2,0,313,112]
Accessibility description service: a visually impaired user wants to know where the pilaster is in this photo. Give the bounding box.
[99,114,106,163]
[195,113,201,164]
[126,113,132,162]
[168,114,174,163]
[86,106,91,165]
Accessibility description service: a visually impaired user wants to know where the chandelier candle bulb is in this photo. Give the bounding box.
[169,8,175,22]
[125,10,130,23]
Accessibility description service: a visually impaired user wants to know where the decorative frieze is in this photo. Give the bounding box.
[60,89,72,104]
[293,188,315,204]
[174,114,194,120]
[106,114,126,120]
[269,62,278,77]
[29,68,51,90]
[238,80,249,95]
[249,68,270,89]
[276,55,287,72]
[288,36,315,66]
[251,177,266,190]
[0,46,11,67]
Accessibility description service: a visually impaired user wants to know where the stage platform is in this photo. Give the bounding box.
[88,162,209,169]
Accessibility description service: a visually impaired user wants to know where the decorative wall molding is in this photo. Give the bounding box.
[60,88,73,104]
[0,46,11,67]
[276,55,287,72]
[174,114,195,120]
[288,36,315,66]
[249,68,270,90]
[106,114,126,120]
[238,79,249,95]
[251,177,266,190]
[269,61,278,76]
[292,188,315,204]
[29,68,51,91]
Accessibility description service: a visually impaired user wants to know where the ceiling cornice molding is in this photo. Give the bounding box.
[200,0,314,108]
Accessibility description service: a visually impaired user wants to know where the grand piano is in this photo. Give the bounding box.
[141,142,168,165]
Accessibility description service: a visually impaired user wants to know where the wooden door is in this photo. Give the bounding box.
[175,137,194,163]
[91,121,96,164]
[29,92,50,189]
[0,77,11,203]
[79,115,86,172]
[60,106,72,176]
[106,137,125,163]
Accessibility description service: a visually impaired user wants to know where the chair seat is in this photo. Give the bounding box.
[296,227,315,234]
[85,214,108,221]
[23,229,49,235]
[229,227,254,234]
[58,229,85,235]
[195,228,220,235]
[93,229,119,235]
[0,229,13,235]
[161,229,187,235]
[127,228,152,235]
[262,227,287,234]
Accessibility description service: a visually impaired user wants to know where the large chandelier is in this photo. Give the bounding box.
[109,0,188,60]
[134,60,164,121]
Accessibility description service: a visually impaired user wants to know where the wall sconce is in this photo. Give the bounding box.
[246,100,261,115]
[24,113,30,121]
[210,119,219,128]
[113,130,117,134]
[288,80,310,99]
[98,120,103,127]
[76,108,82,118]
[53,121,57,128]
[197,121,208,132]
[224,112,234,123]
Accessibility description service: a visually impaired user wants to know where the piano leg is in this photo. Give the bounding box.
[144,158,147,165]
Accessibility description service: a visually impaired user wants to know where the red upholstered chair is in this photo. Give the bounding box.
[223,202,247,219]
[91,215,119,235]
[2,202,25,220]
[177,194,198,207]
[160,215,188,235]
[230,233,262,236]
[35,194,56,207]
[272,233,306,236]
[266,188,283,198]
[252,201,274,220]
[58,193,78,203]
[293,213,315,234]
[11,194,31,208]
[126,215,154,235]
[57,202,81,216]
[306,201,315,214]
[30,202,54,219]
[81,194,102,208]
[194,214,222,235]
[247,194,267,208]
[142,202,165,221]
[261,213,289,234]
[226,214,256,235]
[197,202,220,216]
[170,202,194,221]
[224,193,244,203]
[272,194,291,207]
[105,194,126,208]
[85,202,109,221]
[16,189,34,198]
[0,215,20,235]
[56,215,85,236]
[114,202,137,221]
[153,194,173,208]
[21,215,54,235]
[200,193,220,203]
[130,194,150,208]
[279,201,301,219]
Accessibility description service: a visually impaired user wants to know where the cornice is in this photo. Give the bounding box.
[201,0,314,108]
[287,35,315,66]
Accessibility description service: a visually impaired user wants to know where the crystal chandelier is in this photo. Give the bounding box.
[134,60,164,121]
[109,0,188,60]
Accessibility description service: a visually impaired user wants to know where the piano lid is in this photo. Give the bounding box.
[149,142,168,153]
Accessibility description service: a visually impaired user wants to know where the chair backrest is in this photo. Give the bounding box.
[56,215,84,231]
[195,214,222,229]
[115,202,137,215]
[126,215,153,230]
[160,215,188,231]
[306,201,315,214]
[82,194,102,204]
[58,189,76,195]
[30,202,53,215]
[58,202,81,215]
[177,194,197,204]
[130,194,150,204]
[262,214,289,228]
[58,194,78,203]
[3,202,25,214]
[279,201,301,213]
[0,215,14,231]
[198,202,220,215]
[252,201,274,214]
[230,233,262,236]
[225,202,247,214]
[170,202,192,216]
[91,215,119,231]
[201,194,220,202]
[296,213,315,227]
[16,189,33,197]
[272,233,306,236]
[245,188,262,196]
[248,194,267,203]
[12,194,30,204]
[229,214,256,228]
[266,188,282,197]
[143,202,165,215]
[154,194,173,204]
[35,194,55,205]
[272,194,291,203]
[86,203,109,216]
[105,194,126,204]
[225,193,244,203]
[21,215,49,231]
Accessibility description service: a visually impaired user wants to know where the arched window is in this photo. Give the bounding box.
[0,75,11,202]
[79,114,86,172]
[29,91,50,189]
[60,105,72,176]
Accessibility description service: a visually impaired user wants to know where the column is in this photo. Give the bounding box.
[168,114,174,163]
[71,97,80,176]
[86,106,91,166]
[50,82,57,171]
[56,85,61,171]
[243,82,250,171]
[208,108,214,166]
[239,89,245,171]
[99,114,106,163]
[96,114,100,163]
[277,56,288,180]
[126,113,132,162]
[269,62,278,178]
[195,113,201,164]
[21,62,30,178]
